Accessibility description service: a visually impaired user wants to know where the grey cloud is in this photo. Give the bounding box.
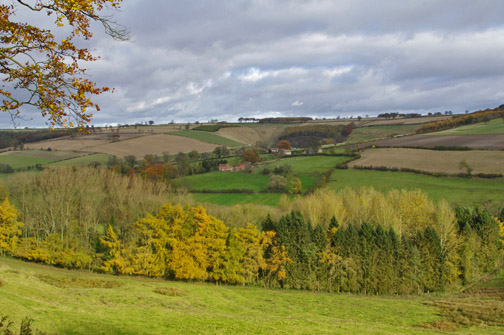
[4,0,504,127]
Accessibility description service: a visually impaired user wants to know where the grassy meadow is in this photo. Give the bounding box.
[328,168,504,208]
[49,153,115,167]
[0,150,83,169]
[426,118,504,135]
[1,257,503,335]
[350,148,504,174]
[347,124,420,143]
[173,156,350,194]
[171,130,245,147]
[193,192,285,206]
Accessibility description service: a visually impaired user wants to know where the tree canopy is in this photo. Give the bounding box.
[0,0,127,128]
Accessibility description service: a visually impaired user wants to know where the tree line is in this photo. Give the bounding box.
[278,124,354,148]
[1,175,503,293]
[417,106,504,134]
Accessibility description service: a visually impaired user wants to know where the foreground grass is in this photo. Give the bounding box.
[171,130,245,147]
[328,169,504,208]
[3,257,502,335]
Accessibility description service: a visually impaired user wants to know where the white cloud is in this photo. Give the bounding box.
[6,0,504,127]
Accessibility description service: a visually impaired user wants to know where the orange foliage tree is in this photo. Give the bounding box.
[277,140,291,150]
[242,149,259,163]
[0,0,127,127]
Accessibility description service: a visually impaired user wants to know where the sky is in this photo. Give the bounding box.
[4,0,504,127]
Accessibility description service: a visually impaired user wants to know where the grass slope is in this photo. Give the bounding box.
[347,124,420,143]
[427,118,504,135]
[193,193,285,206]
[49,153,115,167]
[173,156,350,194]
[0,150,83,169]
[328,169,504,207]
[171,131,244,147]
[350,148,504,174]
[3,257,503,335]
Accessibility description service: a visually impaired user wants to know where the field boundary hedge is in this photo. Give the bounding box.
[351,164,503,179]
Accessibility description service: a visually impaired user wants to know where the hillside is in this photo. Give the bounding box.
[1,257,503,335]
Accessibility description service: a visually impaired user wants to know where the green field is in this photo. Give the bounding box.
[328,169,504,208]
[173,171,270,192]
[0,150,83,169]
[427,118,504,135]
[49,153,115,167]
[193,193,286,206]
[173,156,350,194]
[1,257,502,335]
[171,130,245,147]
[347,124,420,143]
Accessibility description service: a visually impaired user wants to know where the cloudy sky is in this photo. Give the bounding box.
[5,0,504,127]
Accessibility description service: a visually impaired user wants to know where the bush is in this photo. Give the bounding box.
[273,165,291,176]
[267,175,286,192]
[0,163,13,173]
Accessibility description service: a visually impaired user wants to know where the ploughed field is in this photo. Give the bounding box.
[349,148,504,175]
[373,134,504,150]
[1,257,503,335]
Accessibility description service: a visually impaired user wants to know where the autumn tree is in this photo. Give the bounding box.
[0,0,127,127]
[287,177,302,194]
[242,149,259,164]
[0,198,23,256]
[277,140,291,150]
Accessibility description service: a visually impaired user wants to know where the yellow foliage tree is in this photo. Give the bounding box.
[259,231,291,287]
[193,206,229,282]
[100,224,134,274]
[132,213,170,277]
[0,198,23,256]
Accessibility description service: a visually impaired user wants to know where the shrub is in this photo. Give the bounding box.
[0,163,13,173]
[267,175,287,192]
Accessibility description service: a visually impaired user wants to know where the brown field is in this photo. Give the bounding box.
[361,115,453,126]
[26,134,219,157]
[349,148,504,174]
[374,134,504,149]
[218,125,287,146]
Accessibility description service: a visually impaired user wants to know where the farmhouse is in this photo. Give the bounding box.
[281,149,292,156]
[219,162,251,172]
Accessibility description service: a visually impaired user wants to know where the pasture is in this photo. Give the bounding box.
[350,148,504,174]
[171,130,244,147]
[1,257,503,335]
[173,156,350,194]
[0,150,83,169]
[346,124,419,143]
[328,169,504,208]
[373,134,504,149]
[49,153,115,167]
[193,193,285,206]
[426,118,504,135]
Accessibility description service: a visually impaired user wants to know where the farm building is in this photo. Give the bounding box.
[219,162,251,172]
